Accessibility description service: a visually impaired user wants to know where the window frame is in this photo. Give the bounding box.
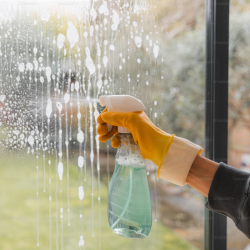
[204,0,229,249]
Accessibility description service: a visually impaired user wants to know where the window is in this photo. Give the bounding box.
[0,1,206,249]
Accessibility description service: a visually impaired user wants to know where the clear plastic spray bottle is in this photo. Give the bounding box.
[99,95,152,239]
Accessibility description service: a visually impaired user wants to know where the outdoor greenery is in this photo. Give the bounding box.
[0,153,197,250]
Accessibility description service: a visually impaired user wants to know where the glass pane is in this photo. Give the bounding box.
[0,1,205,249]
[228,0,250,249]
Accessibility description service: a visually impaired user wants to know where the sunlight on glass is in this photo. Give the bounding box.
[0,0,205,250]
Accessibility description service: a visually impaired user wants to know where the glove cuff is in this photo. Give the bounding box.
[157,136,203,186]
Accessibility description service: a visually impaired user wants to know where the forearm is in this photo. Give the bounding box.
[186,154,219,197]
[186,154,250,239]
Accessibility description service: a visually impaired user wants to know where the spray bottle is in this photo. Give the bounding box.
[99,95,152,239]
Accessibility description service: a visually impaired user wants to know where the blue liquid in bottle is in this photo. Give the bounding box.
[108,134,152,238]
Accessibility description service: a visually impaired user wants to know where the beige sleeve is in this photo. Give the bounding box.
[157,136,203,186]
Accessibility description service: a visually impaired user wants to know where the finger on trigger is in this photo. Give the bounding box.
[101,111,126,127]
[97,123,108,136]
[97,107,108,124]
[98,126,118,142]
[111,134,119,148]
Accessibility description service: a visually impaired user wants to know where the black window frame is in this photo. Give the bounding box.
[205,0,229,249]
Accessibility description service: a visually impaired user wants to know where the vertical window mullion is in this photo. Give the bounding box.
[205,0,229,249]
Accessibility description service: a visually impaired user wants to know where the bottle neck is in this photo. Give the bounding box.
[117,133,137,147]
[118,126,130,133]
[116,133,144,167]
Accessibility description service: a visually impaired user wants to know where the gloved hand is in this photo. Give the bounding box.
[97,107,175,167]
[97,108,203,186]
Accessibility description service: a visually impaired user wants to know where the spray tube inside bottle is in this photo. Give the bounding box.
[99,95,152,239]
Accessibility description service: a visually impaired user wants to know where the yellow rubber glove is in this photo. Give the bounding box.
[97,108,175,168]
[97,108,203,186]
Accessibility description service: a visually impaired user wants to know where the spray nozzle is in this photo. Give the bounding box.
[99,95,146,133]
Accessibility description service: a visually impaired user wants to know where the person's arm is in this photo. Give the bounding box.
[187,155,250,239]
[186,154,218,197]
[97,109,250,238]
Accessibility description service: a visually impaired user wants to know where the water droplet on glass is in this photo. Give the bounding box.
[111,10,119,30]
[75,81,79,91]
[102,56,108,67]
[13,130,20,135]
[71,83,74,92]
[153,44,159,58]
[46,67,51,82]
[97,79,102,89]
[67,21,79,48]
[84,32,88,38]
[28,135,34,146]
[90,8,97,21]
[109,45,115,51]
[40,9,50,22]
[33,60,38,70]
[135,36,142,48]
[57,33,65,50]
[85,47,90,56]
[26,62,33,71]
[18,63,25,72]
[40,76,44,83]
[90,25,94,37]
[79,236,84,247]
[46,99,52,118]
[56,102,62,113]
[78,156,84,168]
[77,130,84,143]
[99,1,109,15]
[58,162,63,181]
[78,186,84,200]
[64,93,70,103]
[0,95,5,103]
[86,55,96,75]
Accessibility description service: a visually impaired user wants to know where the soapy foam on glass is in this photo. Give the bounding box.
[0,0,162,247]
